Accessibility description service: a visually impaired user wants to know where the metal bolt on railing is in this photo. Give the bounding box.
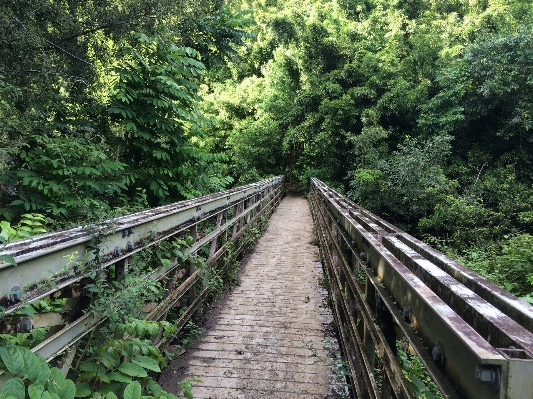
[402,304,412,323]
[20,317,32,333]
[475,365,501,392]
[432,342,445,367]
[122,227,135,238]
[9,285,23,303]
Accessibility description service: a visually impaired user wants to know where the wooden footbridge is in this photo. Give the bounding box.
[1,177,533,399]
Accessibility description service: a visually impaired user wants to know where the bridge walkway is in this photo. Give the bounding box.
[160,194,338,398]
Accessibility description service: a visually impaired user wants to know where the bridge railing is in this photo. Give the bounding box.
[310,177,533,399]
[0,176,285,382]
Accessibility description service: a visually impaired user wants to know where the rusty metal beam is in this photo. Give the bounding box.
[0,177,285,387]
[0,176,284,314]
[309,177,533,399]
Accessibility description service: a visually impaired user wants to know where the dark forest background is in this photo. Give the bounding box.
[2,0,533,300]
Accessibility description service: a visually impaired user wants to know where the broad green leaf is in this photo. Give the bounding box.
[107,372,133,384]
[123,382,141,399]
[78,361,109,383]
[118,363,147,378]
[0,255,17,266]
[131,356,160,372]
[79,362,98,373]
[58,380,76,399]
[28,384,45,399]
[16,230,31,239]
[21,347,43,382]
[34,355,52,385]
[74,384,91,398]
[98,349,120,370]
[179,381,193,399]
[409,375,427,394]
[47,368,68,398]
[1,378,25,399]
[0,345,24,374]
[145,380,161,397]
[50,368,66,388]
[17,305,35,318]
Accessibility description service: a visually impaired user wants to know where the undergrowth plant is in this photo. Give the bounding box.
[0,193,275,399]
[0,336,197,399]
[0,214,47,266]
[397,341,443,399]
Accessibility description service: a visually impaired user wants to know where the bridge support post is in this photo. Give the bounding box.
[232,202,243,238]
[221,210,228,247]
[245,197,253,225]
[209,212,224,258]
[363,276,376,371]
[189,224,198,304]
[115,257,129,283]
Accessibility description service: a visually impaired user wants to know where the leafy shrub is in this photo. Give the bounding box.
[349,135,454,230]
[4,135,127,222]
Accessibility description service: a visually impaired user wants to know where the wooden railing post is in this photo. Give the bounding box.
[189,224,198,304]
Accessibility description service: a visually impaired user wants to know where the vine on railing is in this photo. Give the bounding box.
[0,177,285,399]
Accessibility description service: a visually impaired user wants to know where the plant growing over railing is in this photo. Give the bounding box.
[0,230,199,398]
[0,214,47,266]
[0,335,197,399]
[0,338,77,399]
[397,342,443,399]
[0,178,284,399]
[74,321,192,399]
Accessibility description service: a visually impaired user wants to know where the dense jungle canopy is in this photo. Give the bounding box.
[1,0,533,300]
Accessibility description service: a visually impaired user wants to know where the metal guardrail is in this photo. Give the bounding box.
[0,176,285,382]
[309,177,533,399]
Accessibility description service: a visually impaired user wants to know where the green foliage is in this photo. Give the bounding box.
[397,343,442,399]
[108,31,232,204]
[5,136,127,221]
[455,234,533,300]
[85,260,164,329]
[419,195,502,248]
[78,339,156,382]
[1,0,247,227]
[0,213,47,266]
[187,7,255,68]
[0,328,50,349]
[72,334,198,399]
[0,214,46,243]
[206,0,533,303]
[0,338,76,399]
[349,135,454,229]
[3,0,533,395]
[117,319,177,341]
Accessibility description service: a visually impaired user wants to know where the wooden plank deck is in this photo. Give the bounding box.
[159,194,338,399]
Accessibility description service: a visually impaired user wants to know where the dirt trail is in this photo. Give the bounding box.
[160,194,336,399]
